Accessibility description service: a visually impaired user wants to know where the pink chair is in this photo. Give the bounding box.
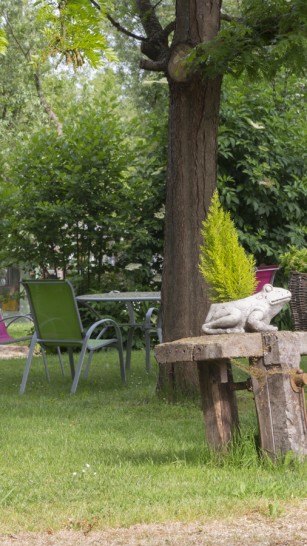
[0,311,33,344]
[0,311,52,388]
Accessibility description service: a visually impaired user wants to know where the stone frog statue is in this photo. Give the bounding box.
[202,284,291,335]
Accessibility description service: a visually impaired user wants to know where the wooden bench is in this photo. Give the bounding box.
[155,331,307,460]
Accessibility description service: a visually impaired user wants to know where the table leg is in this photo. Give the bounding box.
[125,302,136,369]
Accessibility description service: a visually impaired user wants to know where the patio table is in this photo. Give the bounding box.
[77,292,161,370]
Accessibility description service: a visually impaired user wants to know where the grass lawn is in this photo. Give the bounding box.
[0,339,306,534]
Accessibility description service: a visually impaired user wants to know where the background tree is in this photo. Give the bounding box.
[0,0,65,135]
[0,77,127,281]
[0,70,166,292]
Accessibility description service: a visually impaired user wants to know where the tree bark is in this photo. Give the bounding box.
[158,0,222,392]
[129,0,222,393]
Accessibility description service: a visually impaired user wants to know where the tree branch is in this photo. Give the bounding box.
[88,0,101,10]
[152,0,164,9]
[3,14,30,61]
[89,0,171,73]
[136,0,164,39]
[4,13,63,134]
[136,0,170,66]
[161,21,176,39]
[140,58,167,71]
[34,67,63,136]
[87,0,147,41]
[106,13,147,42]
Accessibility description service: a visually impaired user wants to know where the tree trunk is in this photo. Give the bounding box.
[158,0,222,393]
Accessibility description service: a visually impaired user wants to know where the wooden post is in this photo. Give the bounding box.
[197,359,239,450]
[249,332,307,459]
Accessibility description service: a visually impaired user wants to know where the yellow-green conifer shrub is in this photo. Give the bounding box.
[199,191,257,302]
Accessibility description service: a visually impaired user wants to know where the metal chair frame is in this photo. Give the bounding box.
[20,280,125,394]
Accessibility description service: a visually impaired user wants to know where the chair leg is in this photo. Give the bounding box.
[20,334,37,394]
[41,347,50,383]
[68,348,75,379]
[70,345,88,394]
[83,352,94,379]
[57,347,65,376]
[84,345,125,383]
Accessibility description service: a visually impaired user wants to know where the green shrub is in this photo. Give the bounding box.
[199,191,257,302]
[218,73,307,264]
[279,246,307,275]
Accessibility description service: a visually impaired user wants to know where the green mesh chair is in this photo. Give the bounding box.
[20,280,125,394]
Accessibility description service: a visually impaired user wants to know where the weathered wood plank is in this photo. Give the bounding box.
[250,332,307,458]
[193,333,263,360]
[154,331,307,364]
[249,355,276,455]
[155,333,263,362]
[154,341,194,363]
[198,359,239,449]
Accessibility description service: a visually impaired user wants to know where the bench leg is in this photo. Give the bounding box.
[250,332,307,460]
[197,359,239,450]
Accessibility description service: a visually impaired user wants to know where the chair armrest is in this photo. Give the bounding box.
[145,307,162,343]
[145,307,159,328]
[84,318,123,345]
[2,314,33,327]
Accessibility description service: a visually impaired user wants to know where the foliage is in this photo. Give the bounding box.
[118,106,167,290]
[0,70,167,295]
[217,72,307,265]
[0,1,167,298]
[0,0,61,147]
[0,29,8,55]
[1,0,306,302]
[279,246,307,274]
[0,80,128,289]
[188,0,307,80]
[35,0,117,68]
[199,191,256,302]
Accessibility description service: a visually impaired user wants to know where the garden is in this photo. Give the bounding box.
[0,1,306,544]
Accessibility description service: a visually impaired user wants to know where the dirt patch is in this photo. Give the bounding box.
[1,503,307,546]
[0,346,28,359]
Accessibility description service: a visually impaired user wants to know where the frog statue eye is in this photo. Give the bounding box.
[263,284,273,292]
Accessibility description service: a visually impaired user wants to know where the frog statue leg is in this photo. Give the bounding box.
[246,309,278,332]
[202,308,244,334]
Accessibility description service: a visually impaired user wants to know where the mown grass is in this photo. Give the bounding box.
[0,337,306,533]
